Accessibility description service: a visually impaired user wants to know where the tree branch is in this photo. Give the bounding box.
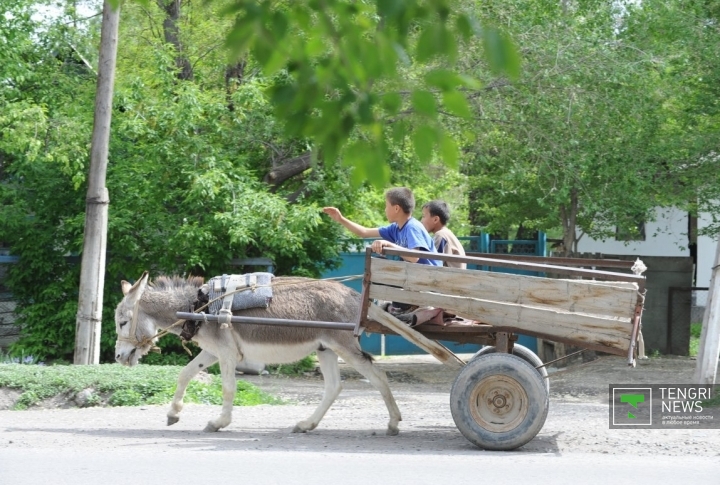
[263,151,312,187]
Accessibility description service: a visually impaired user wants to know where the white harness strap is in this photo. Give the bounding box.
[214,274,258,329]
[117,298,142,346]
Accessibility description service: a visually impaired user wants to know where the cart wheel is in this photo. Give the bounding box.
[472,344,549,394]
[450,353,549,451]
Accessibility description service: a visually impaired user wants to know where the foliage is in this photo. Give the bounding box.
[457,0,720,249]
[112,0,520,188]
[3,0,720,364]
[1,0,106,361]
[0,363,282,409]
[1,1,352,361]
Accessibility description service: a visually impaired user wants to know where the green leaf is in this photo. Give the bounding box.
[224,21,256,61]
[391,120,408,144]
[381,93,402,115]
[442,91,472,118]
[413,125,437,163]
[416,25,440,62]
[305,34,327,57]
[456,14,476,40]
[377,0,406,19]
[343,140,389,188]
[457,74,482,89]
[357,95,374,124]
[425,70,482,92]
[440,135,459,169]
[263,50,288,76]
[438,25,458,62]
[482,27,521,80]
[411,90,437,117]
[271,11,288,39]
[425,69,459,91]
[366,154,391,189]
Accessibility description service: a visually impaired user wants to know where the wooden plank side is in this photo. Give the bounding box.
[368,285,632,353]
[557,279,639,290]
[366,304,465,369]
[370,259,637,320]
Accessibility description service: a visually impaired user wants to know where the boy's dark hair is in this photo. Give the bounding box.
[385,187,415,214]
[422,200,450,225]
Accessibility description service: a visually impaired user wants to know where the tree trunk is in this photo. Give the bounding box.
[225,59,246,111]
[158,0,193,81]
[559,187,579,257]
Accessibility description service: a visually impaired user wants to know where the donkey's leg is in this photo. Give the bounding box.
[293,348,342,433]
[168,350,218,426]
[204,356,237,432]
[336,348,402,436]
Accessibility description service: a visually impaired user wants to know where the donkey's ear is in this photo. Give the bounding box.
[122,271,149,297]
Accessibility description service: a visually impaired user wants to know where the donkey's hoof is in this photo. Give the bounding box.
[292,425,308,433]
[386,426,400,436]
[204,423,220,432]
[167,416,180,426]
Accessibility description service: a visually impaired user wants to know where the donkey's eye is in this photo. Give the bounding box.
[119,321,128,328]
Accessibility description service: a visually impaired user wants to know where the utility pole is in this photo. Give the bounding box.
[693,238,720,385]
[74,0,120,364]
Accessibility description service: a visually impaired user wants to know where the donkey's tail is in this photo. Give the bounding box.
[360,350,375,362]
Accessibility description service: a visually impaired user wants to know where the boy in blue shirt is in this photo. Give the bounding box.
[323,187,441,266]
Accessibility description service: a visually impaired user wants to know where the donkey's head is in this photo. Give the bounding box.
[114,271,156,366]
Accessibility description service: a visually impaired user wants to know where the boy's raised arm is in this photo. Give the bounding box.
[323,207,380,238]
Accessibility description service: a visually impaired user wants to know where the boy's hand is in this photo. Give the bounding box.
[371,240,395,254]
[322,207,343,222]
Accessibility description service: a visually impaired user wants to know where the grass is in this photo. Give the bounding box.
[690,322,703,358]
[0,363,283,410]
[265,355,317,376]
[702,388,720,408]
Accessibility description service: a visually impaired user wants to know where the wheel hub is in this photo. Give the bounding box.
[470,375,528,433]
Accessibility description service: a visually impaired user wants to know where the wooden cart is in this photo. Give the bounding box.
[178,248,646,450]
[355,247,646,450]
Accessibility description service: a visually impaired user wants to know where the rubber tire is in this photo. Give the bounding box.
[472,344,550,395]
[450,353,549,451]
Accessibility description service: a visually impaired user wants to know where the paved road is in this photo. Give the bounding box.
[1,446,718,485]
[1,355,719,483]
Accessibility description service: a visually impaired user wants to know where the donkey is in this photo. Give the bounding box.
[113,272,402,435]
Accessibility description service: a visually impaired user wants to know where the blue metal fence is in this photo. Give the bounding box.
[323,233,547,355]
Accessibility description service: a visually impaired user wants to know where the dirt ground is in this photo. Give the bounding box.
[1,354,719,456]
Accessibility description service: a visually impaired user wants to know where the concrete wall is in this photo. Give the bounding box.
[0,264,18,352]
[578,255,693,353]
[576,207,690,257]
[635,256,693,353]
[0,297,18,352]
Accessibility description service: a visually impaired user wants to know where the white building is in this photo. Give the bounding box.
[576,207,717,288]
